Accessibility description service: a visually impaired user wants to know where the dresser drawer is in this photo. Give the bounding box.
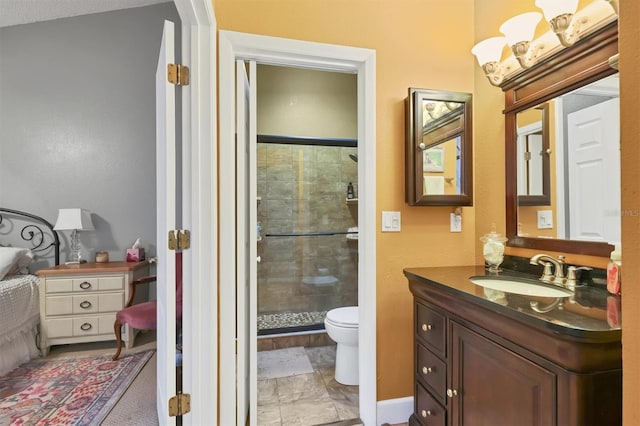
[416,302,446,356]
[46,293,123,316]
[415,382,446,426]
[45,314,116,338]
[46,276,125,294]
[417,343,447,402]
[72,276,124,292]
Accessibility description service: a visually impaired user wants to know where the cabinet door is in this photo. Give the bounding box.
[450,322,556,426]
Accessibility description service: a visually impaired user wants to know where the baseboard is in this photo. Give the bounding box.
[376,396,413,425]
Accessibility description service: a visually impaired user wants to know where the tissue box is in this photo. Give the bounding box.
[126,248,145,262]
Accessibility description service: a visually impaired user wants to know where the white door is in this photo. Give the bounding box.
[156,19,177,426]
[567,97,620,244]
[236,60,258,426]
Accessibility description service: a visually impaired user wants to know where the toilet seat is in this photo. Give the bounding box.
[326,306,358,328]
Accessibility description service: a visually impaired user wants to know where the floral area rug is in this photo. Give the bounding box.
[0,350,154,426]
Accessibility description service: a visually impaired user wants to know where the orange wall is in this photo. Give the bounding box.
[215,0,640,416]
[619,1,640,424]
[214,0,476,400]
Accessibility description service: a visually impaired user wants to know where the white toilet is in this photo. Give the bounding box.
[324,306,359,385]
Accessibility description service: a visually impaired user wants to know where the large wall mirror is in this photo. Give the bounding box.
[405,88,473,206]
[503,21,618,257]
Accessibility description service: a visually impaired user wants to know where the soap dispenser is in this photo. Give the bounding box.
[480,225,508,273]
[347,182,355,199]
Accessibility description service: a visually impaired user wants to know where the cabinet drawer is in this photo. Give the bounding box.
[45,314,116,338]
[47,293,123,316]
[72,278,99,292]
[74,316,116,336]
[416,302,446,356]
[417,343,447,402]
[72,276,124,292]
[415,382,446,426]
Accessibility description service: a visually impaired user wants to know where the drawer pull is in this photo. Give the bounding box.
[422,366,433,375]
[447,388,458,398]
[79,300,92,309]
[80,323,92,331]
[79,281,92,289]
[421,409,432,418]
[421,323,432,331]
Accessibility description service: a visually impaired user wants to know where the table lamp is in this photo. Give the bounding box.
[53,208,95,264]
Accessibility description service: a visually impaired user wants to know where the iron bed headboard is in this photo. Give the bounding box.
[0,208,60,266]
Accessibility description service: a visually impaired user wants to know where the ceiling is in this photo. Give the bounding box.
[0,0,171,28]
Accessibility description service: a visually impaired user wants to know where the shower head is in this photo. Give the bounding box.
[349,153,358,163]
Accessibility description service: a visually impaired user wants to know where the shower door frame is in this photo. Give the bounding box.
[219,31,377,425]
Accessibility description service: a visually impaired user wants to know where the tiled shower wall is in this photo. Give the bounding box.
[257,142,358,330]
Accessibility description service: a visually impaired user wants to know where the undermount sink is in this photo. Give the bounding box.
[470,275,573,298]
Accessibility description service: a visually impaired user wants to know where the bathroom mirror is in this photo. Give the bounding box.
[516,103,550,206]
[405,88,473,206]
[503,21,618,257]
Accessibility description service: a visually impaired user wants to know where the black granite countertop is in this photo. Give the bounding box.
[404,263,621,342]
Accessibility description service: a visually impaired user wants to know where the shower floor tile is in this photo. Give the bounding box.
[257,345,359,426]
[258,310,328,331]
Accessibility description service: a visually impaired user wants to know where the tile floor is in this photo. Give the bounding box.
[257,345,359,425]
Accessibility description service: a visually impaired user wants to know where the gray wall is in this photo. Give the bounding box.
[0,3,179,265]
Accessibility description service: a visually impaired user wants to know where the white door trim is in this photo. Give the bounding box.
[219,30,377,425]
[171,1,217,424]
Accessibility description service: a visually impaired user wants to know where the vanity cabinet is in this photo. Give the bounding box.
[413,300,555,426]
[406,266,622,426]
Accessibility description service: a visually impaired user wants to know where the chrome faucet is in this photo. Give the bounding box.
[565,266,593,291]
[530,254,566,286]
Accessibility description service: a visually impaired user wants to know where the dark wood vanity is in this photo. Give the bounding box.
[405,266,621,426]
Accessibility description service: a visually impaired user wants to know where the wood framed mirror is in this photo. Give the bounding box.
[405,88,473,206]
[503,21,618,257]
[517,102,550,206]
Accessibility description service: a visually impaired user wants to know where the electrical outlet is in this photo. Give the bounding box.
[381,211,401,232]
[450,213,462,232]
[537,210,553,229]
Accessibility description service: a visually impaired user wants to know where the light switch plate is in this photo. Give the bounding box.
[381,211,401,232]
[450,213,462,232]
[537,210,553,229]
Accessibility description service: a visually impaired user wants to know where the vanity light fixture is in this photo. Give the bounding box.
[499,12,543,69]
[535,0,586,47]
[471,37,507,86]
[471,0,615,87]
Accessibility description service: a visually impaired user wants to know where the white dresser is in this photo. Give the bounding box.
[36,261,149,356]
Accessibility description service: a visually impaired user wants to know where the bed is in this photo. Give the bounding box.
[0,208,59,375]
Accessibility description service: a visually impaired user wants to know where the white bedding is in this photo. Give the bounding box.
[0,274,40,376]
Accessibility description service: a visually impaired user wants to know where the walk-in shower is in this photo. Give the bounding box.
[256,137,358,335]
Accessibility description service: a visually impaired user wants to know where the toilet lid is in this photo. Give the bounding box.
[326,306,358,327]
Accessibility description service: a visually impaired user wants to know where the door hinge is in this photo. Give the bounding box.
[169,392,191,417]
[168,64,190,86]
[168,230,191,250]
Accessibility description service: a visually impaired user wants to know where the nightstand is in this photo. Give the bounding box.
[36,261,149,356]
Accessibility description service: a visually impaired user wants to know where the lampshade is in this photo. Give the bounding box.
[53,208,95,231]
[535,0,578,22]
[499,12,542,46]
[471,37,507,66]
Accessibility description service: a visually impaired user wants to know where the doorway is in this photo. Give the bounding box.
[219,31,377,425]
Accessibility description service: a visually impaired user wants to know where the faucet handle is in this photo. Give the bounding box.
[540,262,554,283]
[566,266,593,290]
